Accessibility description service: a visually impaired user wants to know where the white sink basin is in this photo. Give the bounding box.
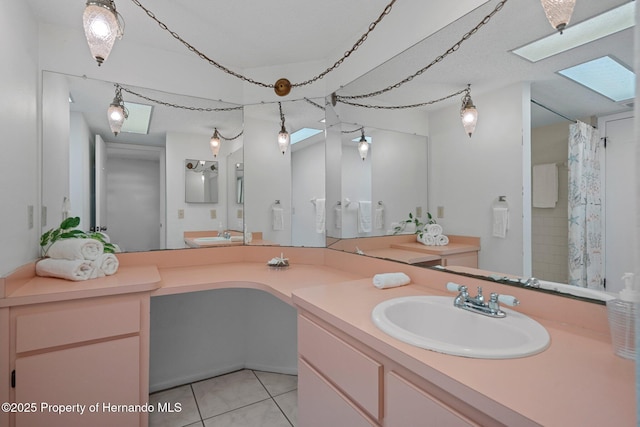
[194,236,230,243]
[371,296,550,359]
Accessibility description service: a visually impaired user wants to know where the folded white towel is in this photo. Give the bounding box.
[358,201,372,233]
[315,198,326,234]
[422,234,436,246]
[426,224,443,236]
[36,258,97,281]
[532,163,558,208]
[374,206,384,230]
[335,206,342,229]
[47,238,104,261]
[435,234,449,246]
[92,253,119,275]
[492,206,509,238]
[272,206,284,231]
[373,272,411,289]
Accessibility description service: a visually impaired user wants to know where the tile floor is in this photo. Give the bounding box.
[149,369,298,427]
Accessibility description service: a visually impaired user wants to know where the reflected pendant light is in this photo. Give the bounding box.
[277,102,290,155]
[210,128,221,158]
[540,0,576,33]
[357,129,369,161]
[83,0,124,66]
[107,85,128,136]
[460,85,478,138]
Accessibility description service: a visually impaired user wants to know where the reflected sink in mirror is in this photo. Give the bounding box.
[185,235,244,247]
[371,296,550,359]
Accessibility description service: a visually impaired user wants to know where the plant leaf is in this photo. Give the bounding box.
[60,216,80,230]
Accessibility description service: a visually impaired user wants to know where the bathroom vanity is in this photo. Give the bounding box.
[0,246,634,427]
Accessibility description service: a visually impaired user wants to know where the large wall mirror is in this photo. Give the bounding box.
[326,0,635,300]
[42,71,243,252]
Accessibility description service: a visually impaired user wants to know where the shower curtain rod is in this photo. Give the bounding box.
[531,99,575,123]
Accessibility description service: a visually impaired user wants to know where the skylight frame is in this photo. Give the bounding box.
[121,102,153,135]
[511,1,635,63]
[290,127,323,145]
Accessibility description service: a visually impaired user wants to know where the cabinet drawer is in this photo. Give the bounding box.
[299,359,377,427]
[298,315,382,420]
[16,299,140,353]
[386,371,479,427]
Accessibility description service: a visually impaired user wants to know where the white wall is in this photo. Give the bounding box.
[371,129,429,234]
[166,132,230,248]
[292,141,326,247]
[69,112,93,230]
[243,109,292,245]
[0,0,39,275]
[428,83,529,276]
[341,145,372,237]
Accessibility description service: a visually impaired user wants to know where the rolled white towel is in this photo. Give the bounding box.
[47,238,104,261]
[92,253,119,275]
[426,224,443,236]
[435,234,449,246]
[36,258,97,281]
[422,234,436,246]
[373,272,411,289]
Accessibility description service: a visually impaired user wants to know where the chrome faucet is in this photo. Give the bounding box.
[217,230,231,239]
[447,282,519,318]
[523,277,540,288]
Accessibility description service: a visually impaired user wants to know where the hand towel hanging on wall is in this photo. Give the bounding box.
[492,197,509,238]
[358,201,372,233]
[314,198,325,234]
[272,204,284,231]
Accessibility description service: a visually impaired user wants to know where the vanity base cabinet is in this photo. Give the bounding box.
[7,294,150,427]
[297,311,508,427]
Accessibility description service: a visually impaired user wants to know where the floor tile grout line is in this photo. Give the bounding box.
[271,395,295,427]
[189,383,205,425]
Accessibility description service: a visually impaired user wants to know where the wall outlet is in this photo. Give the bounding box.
[178,209,184,219]
[27,205,34,229]
[437,206,444,219]
[415,206,422,218]
[237,209,243,219]
[210,209,217,219]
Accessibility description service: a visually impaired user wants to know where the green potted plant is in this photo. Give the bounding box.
[393,212,436,240]
[40,216,116,256]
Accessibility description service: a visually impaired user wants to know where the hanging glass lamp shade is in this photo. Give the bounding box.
[210,129,221,158]
[460,86,478,138]
[107,85,128,136]
[278,125,290,155]
[540,0,576,33]
[107,101,126,135]
[83,0,123,66]
[358,132,369,161]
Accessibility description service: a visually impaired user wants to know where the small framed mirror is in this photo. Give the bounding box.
[185,159,219,203]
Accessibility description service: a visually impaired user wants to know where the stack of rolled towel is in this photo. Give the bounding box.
[419,224,449,246]
[36,238,119,281]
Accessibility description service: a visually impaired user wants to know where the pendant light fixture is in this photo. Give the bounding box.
[540,0,576,34]
[83,0,124,66]
[107,85,128,136]
[210,128,221,158]
[277,102,290,155]
[460,84,478,138]
[357,129,369,161]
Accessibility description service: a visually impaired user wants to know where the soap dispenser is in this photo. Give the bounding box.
[606,273,639,359]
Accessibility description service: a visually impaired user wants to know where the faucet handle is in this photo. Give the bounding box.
[497,294,519,306]
[446,282,467,293]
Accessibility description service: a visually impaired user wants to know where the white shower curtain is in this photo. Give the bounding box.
[568,121,603,289]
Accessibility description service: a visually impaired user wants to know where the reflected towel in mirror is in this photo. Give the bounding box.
[358,201,372,233]
[315,198,325,234]
[334,206,342,229]
[272,205,284,231]
[374,205,384,230]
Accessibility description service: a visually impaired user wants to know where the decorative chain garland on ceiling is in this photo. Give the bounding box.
[336,0,508,103]
[338,87,468,110]
[130,0,397,95]
[119,85,243,112]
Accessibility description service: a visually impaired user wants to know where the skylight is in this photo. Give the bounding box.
[512,1,635,62]
[291,128,322,144]
[121,102,153,134]
[558,56,635,102]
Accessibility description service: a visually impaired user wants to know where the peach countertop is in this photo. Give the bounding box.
[0,246,634,426]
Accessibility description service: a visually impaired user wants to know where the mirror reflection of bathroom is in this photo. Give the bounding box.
[185,159,219,203]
